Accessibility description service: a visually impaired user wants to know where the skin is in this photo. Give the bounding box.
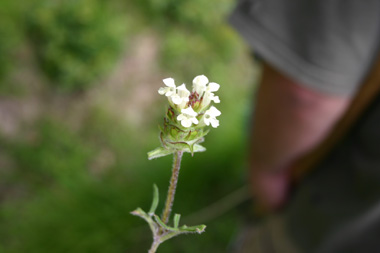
[249,62,352,212]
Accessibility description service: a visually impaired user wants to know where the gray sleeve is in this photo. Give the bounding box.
[229,0,380,96]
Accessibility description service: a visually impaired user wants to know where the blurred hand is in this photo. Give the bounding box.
[249,166,291,213]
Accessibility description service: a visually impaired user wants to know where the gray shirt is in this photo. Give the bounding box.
[229,0,380,96]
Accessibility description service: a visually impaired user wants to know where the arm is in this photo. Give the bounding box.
[249,62,351,211]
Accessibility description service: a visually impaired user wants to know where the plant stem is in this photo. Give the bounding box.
[148,151,183,253]
[148,238,160,253]
[161,151,183,226]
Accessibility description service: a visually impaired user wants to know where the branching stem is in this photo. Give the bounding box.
[148,151,183,253]
[149,238,160,253]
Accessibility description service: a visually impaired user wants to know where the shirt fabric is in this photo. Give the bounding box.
[229,0,380,96]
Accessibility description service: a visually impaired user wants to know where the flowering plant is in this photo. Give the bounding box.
[131,75,221,252]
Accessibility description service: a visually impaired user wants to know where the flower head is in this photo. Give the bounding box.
[177,107,199,128]
[150,74,221,159]
[203,106,221,128]
[158,78,176,97]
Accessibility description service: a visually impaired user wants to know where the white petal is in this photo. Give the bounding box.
[193,75,209,86]
[158,87,166,95]
[192,118,199,125]
[181,119,192,128]
[181,107,198,117]
[177,83,189,92]
[209,106,221,116]
[192,76,207,95]
[165,91,173,97]
[177,114,186,121]
[177,83,190,99]
[210,119,219,128]
[204,117,210,126]
[163,78,175,87]
[212,95,220,103]
[208,82,220,92]
[171,94,182,104]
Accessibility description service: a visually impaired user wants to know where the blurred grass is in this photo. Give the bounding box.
[0,0,259,252]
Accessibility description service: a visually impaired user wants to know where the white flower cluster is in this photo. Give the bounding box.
[158,75,221,128]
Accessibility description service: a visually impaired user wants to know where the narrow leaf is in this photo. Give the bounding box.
[199,129,210,139]
[154,214,179,232]
[149,184,159,215]
[192,144,206,153]
[179,224,207,234]
[147,147,173,160]
[130,208,147,218]
[189,143,194,155]
[174,214,181,228]
[131,208,159,237]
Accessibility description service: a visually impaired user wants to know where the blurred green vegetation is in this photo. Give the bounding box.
[137,0,240,82]
[0,0,22,92]
[0,0,258,252]
[27,0,127,91]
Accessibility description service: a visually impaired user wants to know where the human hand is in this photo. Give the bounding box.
[249,166,291,214]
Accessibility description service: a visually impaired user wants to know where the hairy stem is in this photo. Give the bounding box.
[161,151,183,226]
[148,151,183,253]
[148,238,160,253]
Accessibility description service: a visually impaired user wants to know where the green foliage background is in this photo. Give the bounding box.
[27,0,127,91]
[0,0,258,252]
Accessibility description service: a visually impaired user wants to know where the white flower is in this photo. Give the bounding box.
[203,106,221,128]
[192,75,209,96]
[171,84,190,109]
[177,107,199,128]
[197,81,220,108]
[204,82,220,103]
[158,78,176,97]
[202,91,220,108]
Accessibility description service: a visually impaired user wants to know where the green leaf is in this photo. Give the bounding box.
[153,214,206,234]
[192,144,206,153]
[148,184,159,215]
[130,208,150,222]
[173,214,181,228]
[189,143,194,155]
[185,130,199,141]
[199,129,210,139]
[154,214,179,232]
[147,147,173,160]
[178,224,207,234]
[158,124,165,134]
[166,141,190,151]
[148,141,205,159]
[131,208,158,237]
[130,207,147,217]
